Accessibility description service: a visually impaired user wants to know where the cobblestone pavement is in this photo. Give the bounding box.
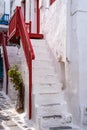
[0,91,35,130]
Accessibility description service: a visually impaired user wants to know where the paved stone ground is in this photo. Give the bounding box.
[0,91,35,130]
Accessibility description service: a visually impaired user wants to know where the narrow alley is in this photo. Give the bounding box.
[0,90,34,130]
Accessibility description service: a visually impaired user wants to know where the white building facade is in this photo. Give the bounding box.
[3,0,87,130]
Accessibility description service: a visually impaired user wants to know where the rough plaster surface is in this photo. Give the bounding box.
[67,0,87,129]
[40,0,67,62]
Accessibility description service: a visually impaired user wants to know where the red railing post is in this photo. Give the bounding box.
[0,32,9,94]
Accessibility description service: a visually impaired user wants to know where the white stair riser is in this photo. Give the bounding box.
[33,65,54,70]
[33,93,64,105]
[31,39,46,45]
[34,54,52,61]
[33,74,59,81]
[33,82,58,86]
[34,53,51,60]
[41,127,79,130]
[33,76,59,84]
[36,103,68,117]
[33,46,49,53]
[32,85,62,94]
[33,60,53,67]
[34,51,50,57]
[33,69,56,76]
[40,117,72,128]
[34,48,50,55]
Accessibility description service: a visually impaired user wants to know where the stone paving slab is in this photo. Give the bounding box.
[5,120,17,127]
[0,91,35,130]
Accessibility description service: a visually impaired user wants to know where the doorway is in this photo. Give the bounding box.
[31,0,40,34]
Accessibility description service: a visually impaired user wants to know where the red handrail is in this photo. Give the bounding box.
[9,12,17,38]
[8,7,35,119]
[50,0,56,5]
[0,32,9,94]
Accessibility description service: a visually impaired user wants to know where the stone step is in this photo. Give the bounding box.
[32,44,47,50]
[33,78,59,86]
[33,75,59,84]
[33,70,57,77]
[33,60,53,67]
[42,125,80,130]
[33,46,50,54]
[31,39,47,47]
[33,68,56,76]
[34,52,51,60]
[33,93,64,105]
[33,64,54,70]
[33,58,52,64]
[36,102,67,117]
[33,41,49,48]
[40,113,72,128]
[34,54,52,61]
[33,83,62,94]
[34,49,50,56]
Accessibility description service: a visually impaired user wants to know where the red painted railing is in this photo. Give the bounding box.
[50,0,56,5]
[9,12,17,39]
[0,32,9,94]
[8,7,35,119]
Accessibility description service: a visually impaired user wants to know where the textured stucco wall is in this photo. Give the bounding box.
[67,0,87,129]
[40,0,66,62]
[75,3,87,129]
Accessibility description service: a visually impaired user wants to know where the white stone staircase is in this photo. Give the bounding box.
[31,39,79,130]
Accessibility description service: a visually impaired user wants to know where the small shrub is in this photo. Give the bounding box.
[8,64,23,90]
[8,64,24,113]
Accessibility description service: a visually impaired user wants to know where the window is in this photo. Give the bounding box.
[50,0,56,5]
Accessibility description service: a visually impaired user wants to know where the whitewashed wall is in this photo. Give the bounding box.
[7,46,21,102]
[66,0,87,129]
[66,0,80,125]
[40,0,66,62]
[10,0,21,17]
[20,41,29,117]
[4,0,10,15]
[74,1,87,129]
[0,0,4,18]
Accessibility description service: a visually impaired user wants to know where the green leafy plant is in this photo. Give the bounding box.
[8,64,23,90]
[8,64,24,113]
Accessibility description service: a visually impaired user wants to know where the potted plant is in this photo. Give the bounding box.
[8,64,24,113]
